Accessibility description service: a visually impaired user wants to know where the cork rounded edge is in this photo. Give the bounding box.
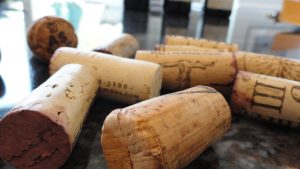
[0,110,71,169]
[27,16,78,61]
[101,109,133,169]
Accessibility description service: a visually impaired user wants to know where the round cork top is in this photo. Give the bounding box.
[27,16,78,61]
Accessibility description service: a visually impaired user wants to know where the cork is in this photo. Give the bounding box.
[50,47,162,104]
[232,71,300,128]
[155,44,219,52]
[0,64,98,169]
[135,50,237,95]
[27,16,78,61]
[101,85,231,169]
[94,33,139,58]
[164,35,238,52]
[236,51,300,82]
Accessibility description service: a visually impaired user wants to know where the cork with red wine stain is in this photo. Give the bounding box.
[0,64,98,169]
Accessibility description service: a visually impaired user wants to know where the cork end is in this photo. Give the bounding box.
[0,110,71,169]
[27,16,78,62]
[101,110,133,169]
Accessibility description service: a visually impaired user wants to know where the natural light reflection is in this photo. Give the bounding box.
[0,0,124,113]
[24,0,124,50]
[0,11,31,108]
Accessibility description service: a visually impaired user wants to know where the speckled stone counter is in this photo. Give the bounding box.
[187,116,300,169]
[1,97,299,169]
[60,101,300,169]
[8,99,300,169]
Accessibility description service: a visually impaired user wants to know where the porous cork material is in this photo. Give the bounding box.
[27,16,78,61]
[101,86,232,169]
[0,110,70,169]
[50,47,162,104]
[94,33,139,58]
[164,35,238,52]
[135,50,237,96]
[0,64,98,169]
[231,71,300,128]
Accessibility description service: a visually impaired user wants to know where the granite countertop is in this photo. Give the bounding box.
[63,102,300,169]
[61,101,300,169]
[1,96,300,169]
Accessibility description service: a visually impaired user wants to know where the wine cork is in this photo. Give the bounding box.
[280,57,300,81]
[236,51,300,82]
[27,16,78,61]
[101,85,231,169]
[231,71,300,128]
[135,50,237,94]
[50,47,162,104]
[164,35,238,52]
[0,64,98,169]
[155,44,219,52]
[94,33,139,58]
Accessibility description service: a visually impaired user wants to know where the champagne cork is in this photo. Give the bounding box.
[27,16,78,61]
[50,47,162,104]
[135,50,237,94]
[101,86,231,169]
[232,71,300,128]
[94,33,139,58]
[155,44,219,52]
[236,51,300,82]
[0,64,98,169]
[164,35,239,52]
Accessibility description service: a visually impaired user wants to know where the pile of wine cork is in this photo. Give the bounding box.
[136,34,300,129]
[0,15,299,169]
[27,16,139,62]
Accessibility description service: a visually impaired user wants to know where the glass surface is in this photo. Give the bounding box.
[0,0,300,169]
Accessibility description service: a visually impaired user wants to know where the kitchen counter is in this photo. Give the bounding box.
[0,1,300,169]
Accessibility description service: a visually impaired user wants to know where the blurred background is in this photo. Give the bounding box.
[2,0,300,53]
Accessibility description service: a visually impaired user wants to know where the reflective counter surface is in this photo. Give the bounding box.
[0,0,300,169]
